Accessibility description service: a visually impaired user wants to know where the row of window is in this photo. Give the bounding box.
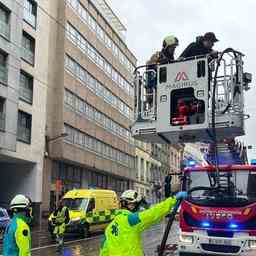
[52,162,129,193]
[17,110,32,144]
[0,102,32,144]
[64,89,132,143]
[66,0,135,74]
[0,0,36,41]
[64,124,135,169]
[66,23,133,97]
[65,55,133,120]
[21,31,35,66]
[23,0,37,28]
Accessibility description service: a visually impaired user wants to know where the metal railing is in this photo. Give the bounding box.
[23,9,36,27]
[21,47,34,65]
[17,127,31,143]
[0,65,8,84]
[0,20,10,39]
[0,112,5,131]
[19,86,33,104]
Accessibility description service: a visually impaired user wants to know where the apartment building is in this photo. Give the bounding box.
[169,144,184,192]
[0,0,49,222]
[134,140,161,202]
[42,0,137,211]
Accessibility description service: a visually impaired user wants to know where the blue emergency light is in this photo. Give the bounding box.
[201,221,211,228]
[251,159,256,165]
[229,223,239,229]
[188,160,196,166]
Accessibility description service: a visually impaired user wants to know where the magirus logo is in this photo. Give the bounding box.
[175,71,189,82]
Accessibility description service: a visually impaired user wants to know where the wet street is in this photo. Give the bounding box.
[0,221,179,256]
[1,221,255,256]
[31,221,179,256]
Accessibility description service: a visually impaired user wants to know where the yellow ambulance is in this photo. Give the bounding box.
[48,189,119,237]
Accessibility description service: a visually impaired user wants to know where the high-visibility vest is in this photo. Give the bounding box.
[55,206,68,225]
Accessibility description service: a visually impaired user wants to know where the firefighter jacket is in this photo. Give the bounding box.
[180,40,212,59]
[3,214,31,256]
[99,196,177,256]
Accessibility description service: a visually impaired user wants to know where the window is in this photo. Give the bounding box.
[65,25,133,97]
[17,111,32,144]
[0,97,5,131]
[0,6,10,39]
[0,51,7,85]
[21,32,35,65]
[19,71,33,104]
[65,90,74,107]
[23,0,37,28]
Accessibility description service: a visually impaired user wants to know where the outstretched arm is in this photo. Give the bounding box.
[127,197,177,233]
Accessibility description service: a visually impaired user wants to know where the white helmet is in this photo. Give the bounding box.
[120,190,142,203]
[10,194,30,210]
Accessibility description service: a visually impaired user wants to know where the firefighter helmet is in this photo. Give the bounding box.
[10,194,31,210]
[120,190,142,203]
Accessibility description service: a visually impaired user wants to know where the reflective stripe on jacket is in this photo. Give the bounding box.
[54,206,69,225]
[100,197,177,256]
[3,214,31,256]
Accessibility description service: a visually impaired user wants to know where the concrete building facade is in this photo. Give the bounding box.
[169,144,184,193]
[42,0,137,212]
[0,0,49,222]
[134,140,161,202]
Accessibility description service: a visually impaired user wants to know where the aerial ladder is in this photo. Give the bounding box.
[131,49,253,255]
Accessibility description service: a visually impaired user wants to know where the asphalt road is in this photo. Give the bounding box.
[1,220,255,256]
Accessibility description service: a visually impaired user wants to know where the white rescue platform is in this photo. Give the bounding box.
[131,50,252,144]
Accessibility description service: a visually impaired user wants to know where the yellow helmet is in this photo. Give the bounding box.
[163,35,179,48]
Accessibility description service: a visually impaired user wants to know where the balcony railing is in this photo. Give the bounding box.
[17,126,31,144]
[21,47,34,65]
[23,9,36,28]
[0,20,10,39]
[0,112,5,131]
[19,86,33,104]
[0,65,8,85]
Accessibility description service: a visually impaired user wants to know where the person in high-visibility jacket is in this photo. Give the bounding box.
[3,194,33,256]
[100,190,187,256]
[52,200,70,249]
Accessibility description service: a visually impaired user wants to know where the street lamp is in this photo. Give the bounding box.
[45,133,68,157]
[46,132,68,143]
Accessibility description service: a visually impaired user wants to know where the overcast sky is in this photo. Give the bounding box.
[108,0,256,160]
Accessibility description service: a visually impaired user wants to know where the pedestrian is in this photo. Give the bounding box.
[180,32,219,59]
[3,194,33,256]
[52,199,70,250]
[99,189,187,256]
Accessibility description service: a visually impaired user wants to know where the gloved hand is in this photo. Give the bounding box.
[175,191,188,200]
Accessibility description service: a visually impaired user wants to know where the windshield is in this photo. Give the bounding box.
[62,198,89,211]
[185,170,256,207]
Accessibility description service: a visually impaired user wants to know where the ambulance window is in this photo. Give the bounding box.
[87,198,95,212]
[159,67,167,83]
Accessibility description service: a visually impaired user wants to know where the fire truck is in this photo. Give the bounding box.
[131,49,255,255]
[179,165,256,255]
